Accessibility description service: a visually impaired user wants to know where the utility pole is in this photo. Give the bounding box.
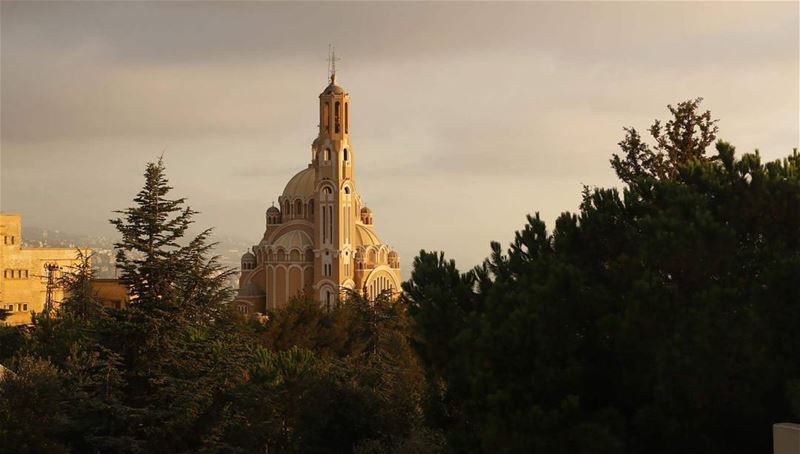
[43,263,60,316]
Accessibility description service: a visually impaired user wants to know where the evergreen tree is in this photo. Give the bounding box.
[58,249,105,321]
[110,156,233,314]
[408,142,800,452]
[611,98,719,183]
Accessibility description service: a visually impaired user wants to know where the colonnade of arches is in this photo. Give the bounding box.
[367,274,396,300]
[271,198,314,224]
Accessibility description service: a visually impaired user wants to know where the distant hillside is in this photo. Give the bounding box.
[22,226,249,287]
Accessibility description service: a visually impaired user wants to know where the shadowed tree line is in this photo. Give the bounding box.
[1,100,799,453]
[404,99,800,453]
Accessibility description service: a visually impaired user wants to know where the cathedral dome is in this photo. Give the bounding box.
[354,224,382,247]
[273,230,313,250]
[266,206,280,215]
[239,281,262,297]
[282,166,315,199]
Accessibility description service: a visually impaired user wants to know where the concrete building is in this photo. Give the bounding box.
[90,278,131,310]
[775,423,800,454]
[0,213,89,325]
[234,73,401,314]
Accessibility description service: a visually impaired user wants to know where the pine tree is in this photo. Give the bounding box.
[611,98,719,183]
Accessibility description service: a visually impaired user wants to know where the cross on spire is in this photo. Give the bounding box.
[327,44,340,84]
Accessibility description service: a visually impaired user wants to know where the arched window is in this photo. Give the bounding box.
[344,186,350,195]
[343,148,349,161]
[324,102,330,130]
[335,101,341,133]
[295,199,303,217]
[324,148,331,161]
[345,103,349,133]
[309,199,314,216]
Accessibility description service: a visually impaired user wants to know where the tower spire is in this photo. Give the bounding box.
[327,44,340,84]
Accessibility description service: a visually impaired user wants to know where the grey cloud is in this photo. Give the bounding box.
[1,1,797,275]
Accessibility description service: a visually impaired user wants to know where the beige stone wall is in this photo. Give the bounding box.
[775,423,800,454]
[0,214,89,325]
[90,279,130,310]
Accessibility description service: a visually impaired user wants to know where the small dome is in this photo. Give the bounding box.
[388,251,398,258]
[241,251,256,263]
[360,207,372,215]
[267,206,280,215]
[323,83,346,95]
[282,166,315,199]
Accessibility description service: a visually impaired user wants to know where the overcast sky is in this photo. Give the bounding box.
[1,1,798,276]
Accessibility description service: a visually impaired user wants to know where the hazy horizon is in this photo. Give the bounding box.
[2,1,798,277]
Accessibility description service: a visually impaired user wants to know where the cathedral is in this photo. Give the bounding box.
[233,72,401,313]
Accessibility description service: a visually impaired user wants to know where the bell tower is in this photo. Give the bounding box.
[311,49,357,307]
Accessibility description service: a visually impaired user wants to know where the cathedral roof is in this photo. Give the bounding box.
[282,166,315,199]
[354,223,383,247]
[322,83,346,95]
[239,281,263,297]
[273,230,313,250]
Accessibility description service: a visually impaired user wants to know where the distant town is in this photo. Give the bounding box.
[21,225,247,288]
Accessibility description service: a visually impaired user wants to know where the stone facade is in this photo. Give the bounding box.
[234,75,401,314]
[0,214,89,325]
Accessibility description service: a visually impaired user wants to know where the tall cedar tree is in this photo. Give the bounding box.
[106,157,243,452]
[110,157,233,315]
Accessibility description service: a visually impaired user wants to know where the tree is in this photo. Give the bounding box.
[110,156,233,314]
[611,98,719,183]
[0,356,69,454]
[58,249,105,321]
[408,142,800,452]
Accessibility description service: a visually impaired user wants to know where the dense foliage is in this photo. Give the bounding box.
[404,102,800,452]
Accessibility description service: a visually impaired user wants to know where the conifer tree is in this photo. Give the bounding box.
[58,249,105,321]
[611,98,719,183]
[110,157,233,314]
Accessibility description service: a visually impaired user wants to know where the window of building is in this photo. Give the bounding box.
[335,101,341,133]
[344,148,349,161]
[22,303,28,312]
[345,103,349,133]
[324,148,331,161]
